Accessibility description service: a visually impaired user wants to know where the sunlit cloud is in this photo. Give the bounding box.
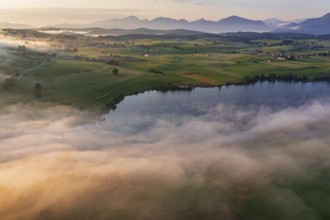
[0,97,330,219]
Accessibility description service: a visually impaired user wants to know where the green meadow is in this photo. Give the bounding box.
[2,35,330,112]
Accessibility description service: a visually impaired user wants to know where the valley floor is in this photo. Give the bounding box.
[2,32,330,112]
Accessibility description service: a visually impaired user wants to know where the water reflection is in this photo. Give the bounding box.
[108,81,330,118]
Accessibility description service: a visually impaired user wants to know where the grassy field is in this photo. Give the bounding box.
[1,34,330,112]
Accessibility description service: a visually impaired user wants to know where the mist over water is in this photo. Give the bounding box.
[1,82,330,220]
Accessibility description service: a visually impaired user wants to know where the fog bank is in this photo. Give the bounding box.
[1,99,330,219]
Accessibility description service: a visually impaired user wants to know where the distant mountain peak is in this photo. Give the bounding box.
[221,15,244,21]
[0,21,35,29]
[264,18,286,23]
[323,13,330,17]
[227,15,240,19]
[276,12,330,35]
[315,12,330,21]
[152,17,178,22]
[219,15,265,25]
[152,17,166,20]
[300,12,330,26]
[320,13,330,21]
[219,15,257,23]
[122,16,140,21]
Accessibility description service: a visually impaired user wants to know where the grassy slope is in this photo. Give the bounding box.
[1,38,330,112]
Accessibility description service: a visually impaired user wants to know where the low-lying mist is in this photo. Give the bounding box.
[0,33,53,52]
[1,98,330,220]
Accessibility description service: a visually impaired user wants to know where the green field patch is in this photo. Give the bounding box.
[179,72,221,86]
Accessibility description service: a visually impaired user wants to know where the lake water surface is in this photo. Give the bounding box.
[110,81,330,117]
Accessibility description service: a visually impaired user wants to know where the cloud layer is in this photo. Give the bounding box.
[0,96,330,219]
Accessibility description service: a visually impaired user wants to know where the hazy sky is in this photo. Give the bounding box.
[0,0,329,26]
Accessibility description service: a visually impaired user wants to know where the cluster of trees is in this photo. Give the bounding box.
[314,52,330,57]
[104,95,125,112]
[152,83,193,93]
[148,68,165,75]
[107,60,120,66]
[32,83,42,98]
[252,40,294,47]
[173,45,184,50]
[85,57,121,66]
[243,74,309,83]
[17,45,26,51]
[2,78,43,98]
[112,68,119,76]
[242,74,330,84]
[2,77,16,90]
[310,75,330,81]
[64,48,79,52]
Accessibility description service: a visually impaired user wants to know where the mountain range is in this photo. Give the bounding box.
[52,13,330,34]
[37,27,208,36]
[0,22,35,29]
[277,13,330,35]
[2,13,330,35]
[89,15,269,33]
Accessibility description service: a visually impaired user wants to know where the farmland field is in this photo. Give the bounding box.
[1,30,330,111]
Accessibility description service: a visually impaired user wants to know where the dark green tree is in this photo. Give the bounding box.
[112,68,119,76]
[2,77,16,90]
[33,83,42,98]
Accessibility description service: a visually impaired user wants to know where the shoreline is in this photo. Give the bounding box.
[99,76,330,114]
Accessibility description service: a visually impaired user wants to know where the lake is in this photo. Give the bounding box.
[109,81,330,116]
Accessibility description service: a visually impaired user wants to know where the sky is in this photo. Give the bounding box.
[0,0,329,26]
